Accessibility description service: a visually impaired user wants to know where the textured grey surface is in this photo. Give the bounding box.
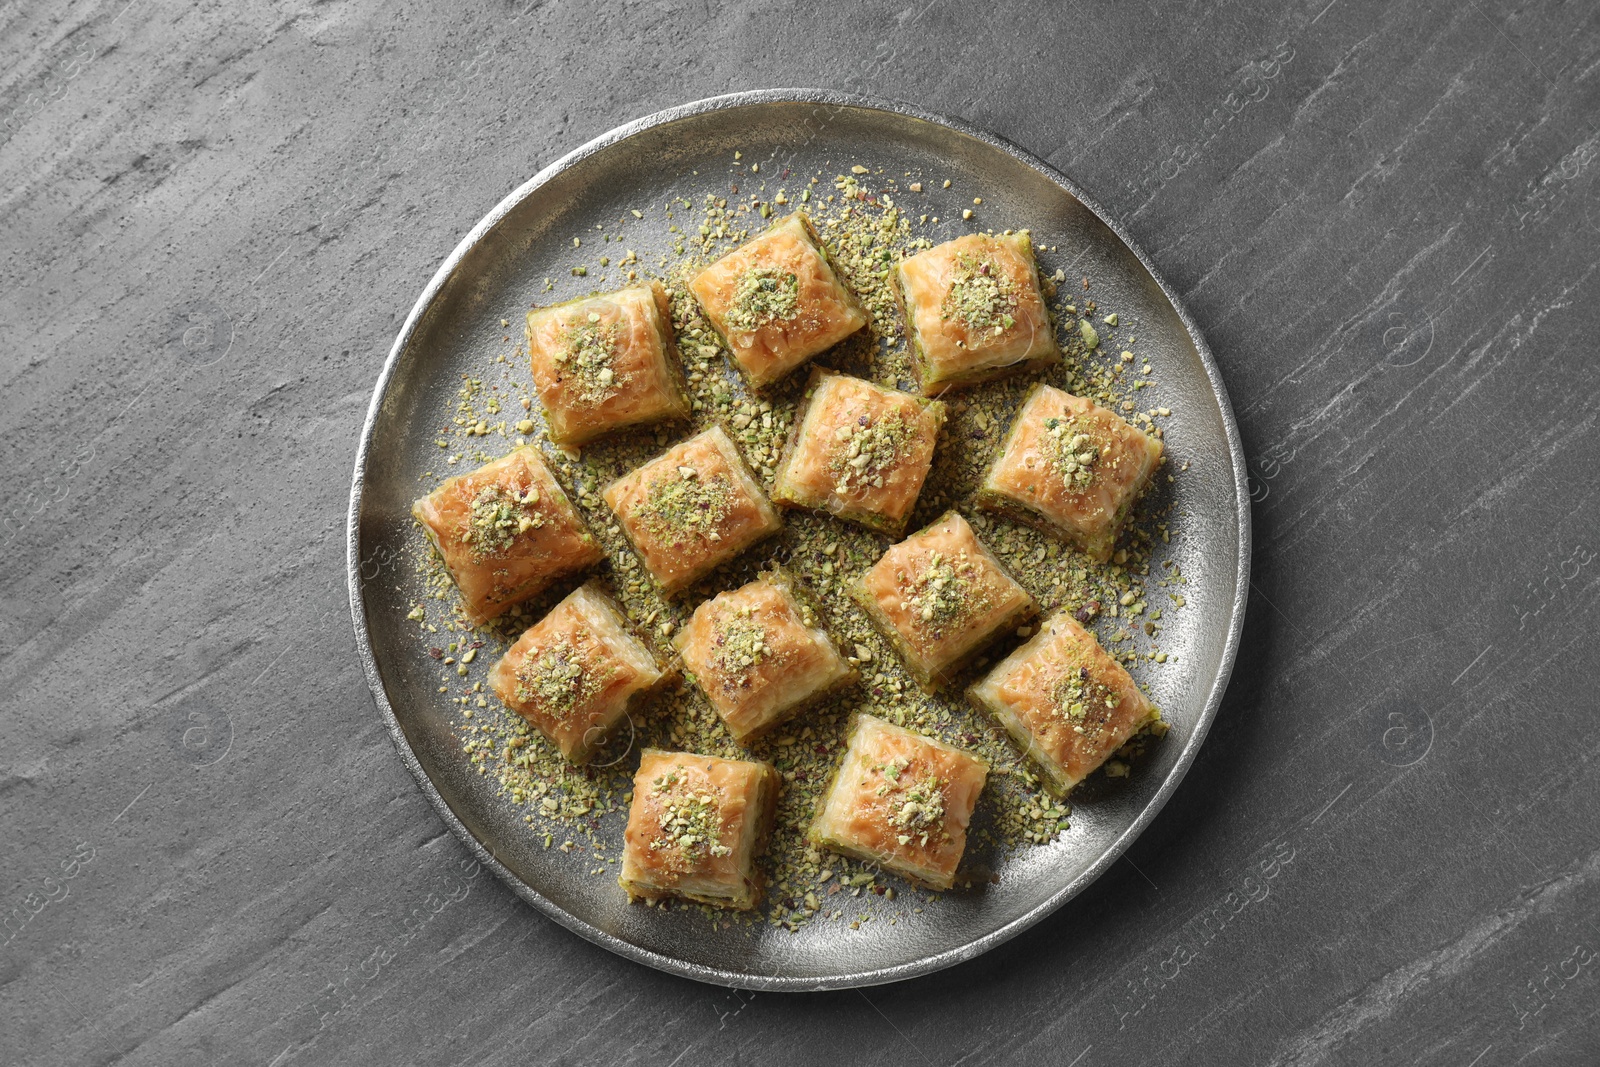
[2,0,1598,1063]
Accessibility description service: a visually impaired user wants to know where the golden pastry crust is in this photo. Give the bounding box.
[619,749,781,909]
[602,425,782,596]
[487,583,672,763]
[975,383,1162,562]
[771,367,945,537]
[808,714,988,890]
[675,569,855,744]
[410,447,604,625]
[690,213,868,388]
[968,611,1159,796]
[895,232,1058,395]
[851,511,1036,692]
[525,281,691,446]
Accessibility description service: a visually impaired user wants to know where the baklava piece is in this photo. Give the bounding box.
[895,232,1058,395]
[411,447,604,625]
[619,749,780,910]
[675,569,855,744]
[968,611,1159,796]
[525,281,691,446]
[602,425,782,596]
[975,383,1162,562]
[851,511,1036,692]
[808,715,988,891]
[771,368,946,537]
[689,212,867,388]
[488,583,671,763]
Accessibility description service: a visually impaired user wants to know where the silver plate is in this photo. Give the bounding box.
[346,89,1250,990]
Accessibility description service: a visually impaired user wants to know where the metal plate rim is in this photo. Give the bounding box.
[346,87,1252,992]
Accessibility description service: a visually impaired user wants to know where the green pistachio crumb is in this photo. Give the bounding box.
[941,254,1018,335]
[464,483,543,559]
[725,267,800,333]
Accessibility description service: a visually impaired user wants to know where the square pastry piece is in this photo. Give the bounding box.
[690,213,867,388]
[896,232,1058,395]
[852,511,1036,692]
[602,425,782,596]
[411,447,604,625]
[488,583,671,763]
[968,611,1159,796]
[525,281,690,446]
[620,749,780,910]
[675,570,855,744]
[976,383,1163,562]
[771,369,946,536]
[808,715,988,890]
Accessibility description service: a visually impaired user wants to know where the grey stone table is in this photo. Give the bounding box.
[4,1,1598,1063]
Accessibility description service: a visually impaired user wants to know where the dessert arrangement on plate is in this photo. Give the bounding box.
[401,163,1186,929]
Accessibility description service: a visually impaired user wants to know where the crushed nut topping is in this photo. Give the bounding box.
[1053,660,1120,738]
[725,267,799,333]
[711,607,770,677]
[514,639,607,719]
[556,313,628,404]
[872,760,947,847]
[638,467,735,541]
[828,413,912,493]
[1043,415,1102,491]
[651,773,732,861]
[904,551,988,634]
[941,254,1018,335]
[464,482,543,559]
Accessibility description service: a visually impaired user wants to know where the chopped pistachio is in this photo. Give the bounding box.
[941,254,1018,335]
[725,267,799,333]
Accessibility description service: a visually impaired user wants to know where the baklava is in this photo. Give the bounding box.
[968,610,1160,795]
[675,569,854,743]
[771,368,945,536]
[601,425,783,596]
[808,714,988,890]
[975,383,1162,562]
[411,446,603,625]
[689,213,867,388]
[895,232,1057,395]
[525,281,691,446]
[851,511,1036,691]
[619,749,781,909]
[488,583,671,763]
